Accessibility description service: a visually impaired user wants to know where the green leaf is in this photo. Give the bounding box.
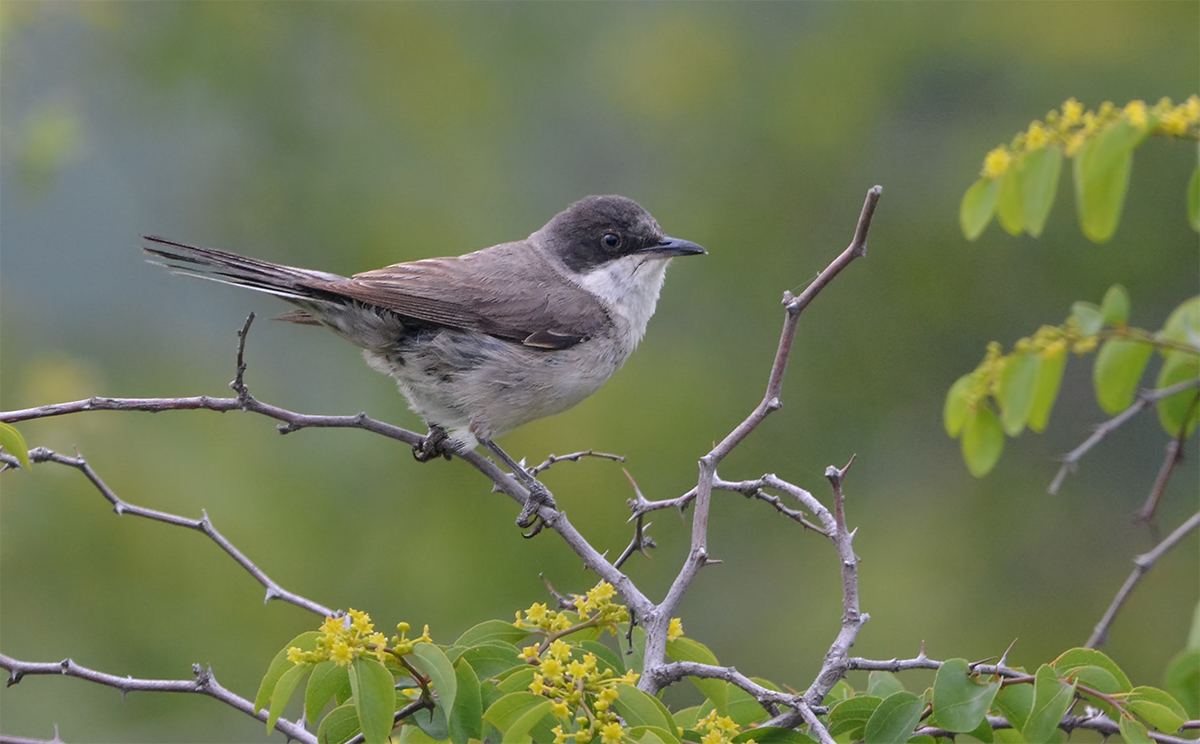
[411,642,457,719]
[1100,284,1132,328]
[966,716,994,743]
[484,692,554,744]
[1051,648,1131,693]
[1127,686,1187,733]
[349,656,398,744]
[306,661,352,725]
[256,631,321,713]
[267,662,313,732]
[413,702,450,742]
[667,637,729,714]
[1020,665,1074,744]
[1158,296,1200,352]
[458,641,521,680]
[867,671,905,699]
[1021,145,1063,236]
[995,169,1024,236]
[1071,301,1104,336]
[0,422,31,470]
[317,702,363,744]
[944,374,973,437]
[961,177,1000,240]
[1028,347,1067,433]
[1157,365,1200,438]
[1075,121,1143,242]
[863,690,923,744]
[495,666,537,695]
[627,725,679,744]
[1094,339,1154,414]
[930,658,1000,733]
[993,683,1032,732]
[997,352,1040,436]
[455,619,533,648]
[448,658,483,744]
[1119,715,1154,744]
[1188,162,1199,232]
[731,727,815,743]
[1164,648,1200,719]
[724,679,773,727]
[615,682,677,734]
[962,406,1004,477]
[828,695,882,739]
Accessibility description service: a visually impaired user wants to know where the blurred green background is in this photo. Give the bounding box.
[1,2,1197,741]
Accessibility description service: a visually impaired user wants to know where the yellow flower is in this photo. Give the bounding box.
[701,730,725,744]
[588,582,616,604]
[548,639,572,662]
[530,673,546,695]
[552,725,569,744]
[567,659,589,680]
[541,657,565,680]
[600,722,625,744]
[1025,121,1049,150]
[286,647,305,664]
[667,618,684,641]
[1064,132,1087,157]
[525,603,549,624]
[1185,95,1200,123]
[982,147,1011,178]
[1062,98,1084,127]
[331,639,354,667]
[1159,107,1190,136]
[551,701,572,720]
[520,645,541,662]
[1123,100,1148,130]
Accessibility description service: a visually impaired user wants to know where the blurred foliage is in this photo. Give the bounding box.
[1,2,1197,741]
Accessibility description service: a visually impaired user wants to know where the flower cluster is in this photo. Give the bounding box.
[525,638,639,744]
[287,609,431,667]
[961,322,1095,411]
[514,581,631,635]
[980,96,1199,178]
[695,710,755,744]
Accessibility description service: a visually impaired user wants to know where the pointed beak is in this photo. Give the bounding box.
[638,236,707,258]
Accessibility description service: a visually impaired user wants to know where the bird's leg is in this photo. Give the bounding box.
[480,438,558,532]
[413,425,453,462]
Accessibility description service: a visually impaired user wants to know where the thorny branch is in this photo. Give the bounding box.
[0,655,316,744]
[1086,510,1200,650]
[0,447,335,618]
[1048,376,1199,495]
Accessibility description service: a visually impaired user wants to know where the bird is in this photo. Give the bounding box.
[144,195,705,527]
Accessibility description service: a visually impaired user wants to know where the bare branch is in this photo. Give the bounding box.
[528,450,626,477]
[0,654,316,744]
[641,186,882,698]
[1049,377,1200,495]
[1138,389,1199,523]
[24,447,336,618]
[1086,510,1200,649]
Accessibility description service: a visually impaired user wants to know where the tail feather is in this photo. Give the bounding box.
[142,236,345,303]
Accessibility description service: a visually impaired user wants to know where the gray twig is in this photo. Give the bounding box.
[1086,510,1200,649]
[1049,377,1199,495]
[20,447,336,617]
[0,654,316,744]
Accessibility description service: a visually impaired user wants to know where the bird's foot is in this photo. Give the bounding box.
[479,438,558,536]
[515,481,557,535]
[413,425,453,462]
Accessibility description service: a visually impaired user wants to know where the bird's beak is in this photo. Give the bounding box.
[638,236,707,257]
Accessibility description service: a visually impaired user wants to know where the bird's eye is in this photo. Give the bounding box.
[602,233,622,250]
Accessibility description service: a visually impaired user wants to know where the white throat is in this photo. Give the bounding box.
[574,255,671,347]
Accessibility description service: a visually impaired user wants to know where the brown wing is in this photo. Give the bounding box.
[312,242,609,349]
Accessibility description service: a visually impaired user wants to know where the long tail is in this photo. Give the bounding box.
[142,235,346,303]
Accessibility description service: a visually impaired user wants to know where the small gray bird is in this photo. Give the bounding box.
[145,195,705,526]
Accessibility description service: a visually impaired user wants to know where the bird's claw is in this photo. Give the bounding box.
[413,426,452,462]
